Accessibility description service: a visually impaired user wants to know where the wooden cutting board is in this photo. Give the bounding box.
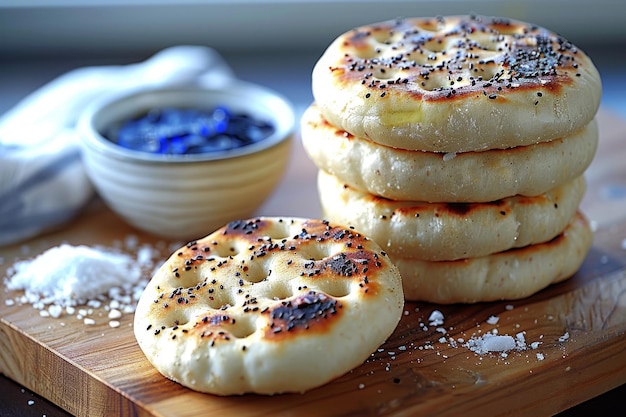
[1,110,625,417]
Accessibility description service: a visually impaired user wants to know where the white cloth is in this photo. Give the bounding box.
[0,46,234,246]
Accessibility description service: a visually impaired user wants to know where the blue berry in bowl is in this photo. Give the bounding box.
[109,106,275,156]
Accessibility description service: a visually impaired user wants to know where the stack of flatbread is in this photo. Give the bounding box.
[302,15,602,303]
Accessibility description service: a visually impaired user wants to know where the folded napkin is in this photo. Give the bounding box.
[0,46,234,247]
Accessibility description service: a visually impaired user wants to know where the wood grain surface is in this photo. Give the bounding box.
[1,109,625,417]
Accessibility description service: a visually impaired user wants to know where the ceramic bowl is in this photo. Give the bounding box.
[78,82,294,240]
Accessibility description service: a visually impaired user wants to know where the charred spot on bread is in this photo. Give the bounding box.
[264,290,342,337]
[133,217,404,395]
[335,15,581,101]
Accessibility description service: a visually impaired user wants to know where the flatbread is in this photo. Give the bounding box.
[301,104,598,203]
[134,217,404,395]
[393,211,592,303]
[318,169,586,261]
[312,15,602,152]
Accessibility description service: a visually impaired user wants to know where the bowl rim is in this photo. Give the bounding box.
[78,80,295,164]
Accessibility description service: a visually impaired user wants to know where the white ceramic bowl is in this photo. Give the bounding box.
[78,82,294,240]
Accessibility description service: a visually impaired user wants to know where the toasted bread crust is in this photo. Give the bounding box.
[312,15,602,152]
[134,217,404,395]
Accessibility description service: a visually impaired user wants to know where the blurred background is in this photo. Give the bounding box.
[1,0,625,55]
[1,0,626,118]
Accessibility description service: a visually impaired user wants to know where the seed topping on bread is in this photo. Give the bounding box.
[333,15,583,101]
[134,217,404,395]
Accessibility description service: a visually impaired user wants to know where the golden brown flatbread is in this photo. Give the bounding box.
[312,15,602,152]
[318,170,586,261]
[134,217,404,395]
[393,211,592,303]
[301,104,597,203]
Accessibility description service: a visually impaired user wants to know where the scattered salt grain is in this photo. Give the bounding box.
[464,333,517,354]
[558,332,570,342]
[137,245,155,265]
[48,304,63,319]
[108,309,122,319]
[486,315,500,325]
[448,337,458,348]
[3,241,161,326]
[428,310,444,326]
[5,244,140,305]
[124,234,139,249]
[443,152,457,161]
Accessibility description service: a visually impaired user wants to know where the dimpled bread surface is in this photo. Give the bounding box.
[312,15,602,152]
[134,217,404,395]
[304,14,600,303]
